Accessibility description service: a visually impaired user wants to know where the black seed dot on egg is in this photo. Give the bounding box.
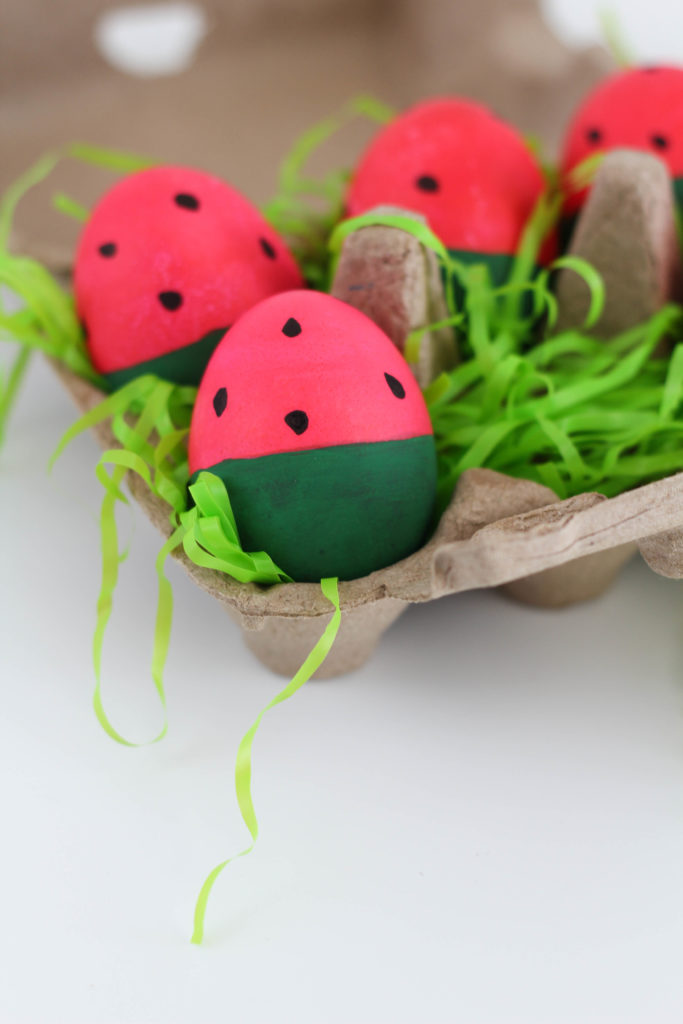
[174,193,200,210]
[282,317,302,337]
[651,133,669,150]
[284,410,309,435]
[385,372,406,399]
[213,387,228,417]
[158,290,183,311]
[260,237,276,259]
[415,174,439,193]
[586,127,603,144]
[98,242,117,257]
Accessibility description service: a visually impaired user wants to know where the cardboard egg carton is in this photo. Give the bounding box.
[52,149,683,678]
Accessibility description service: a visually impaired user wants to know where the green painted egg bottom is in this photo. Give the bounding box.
[103,326,228,391]
[673,176,683,210]
[447,249,516,287]
[558,214,578,254]
[190,435,437,582]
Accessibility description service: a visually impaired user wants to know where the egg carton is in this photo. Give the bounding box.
[52,148,683,679]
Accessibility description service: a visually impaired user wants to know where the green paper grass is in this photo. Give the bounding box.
[91,447,337,944]
[180,472,292,583]
[262,94,394,287]
[68,379,195,745]
[50,374,197,746]
[0,345,31,447]
[430,303,683,508]
[331,201,683,510]
[0,250,94,383]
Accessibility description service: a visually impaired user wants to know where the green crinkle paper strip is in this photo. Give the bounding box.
[91,451,341,944]
[42,373,193,744]
[0,248,93,383]
[190,575,341,945]
[83,381,193,745]
[180,471,292,583]
[430,302,683,508]
[0,345,31,448]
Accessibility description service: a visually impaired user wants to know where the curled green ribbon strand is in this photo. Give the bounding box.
[190,576,342,946]
[90,385,187,745]
[180,472,291,584]
[0,345,31,448]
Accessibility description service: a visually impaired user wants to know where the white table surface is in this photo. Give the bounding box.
[2,355,683,1024]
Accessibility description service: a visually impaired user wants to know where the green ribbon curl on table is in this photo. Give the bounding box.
[91,443,343,942]
[190,575,341,946]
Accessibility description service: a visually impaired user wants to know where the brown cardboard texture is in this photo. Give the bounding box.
[555,149,683,337]
[51,150,683,678]
[329,205,457,387]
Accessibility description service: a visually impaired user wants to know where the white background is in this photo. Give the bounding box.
[3,2,683,1022]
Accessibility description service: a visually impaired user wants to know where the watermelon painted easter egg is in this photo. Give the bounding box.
[188,290,437,582]
[561,66,683,221]
[346,97,549,283]
[75,166,303,389]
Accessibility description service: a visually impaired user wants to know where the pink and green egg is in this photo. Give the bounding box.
[75,165,303,389]
[560,65,683,239]
[346,97,550,288]
[188,290,437,582]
